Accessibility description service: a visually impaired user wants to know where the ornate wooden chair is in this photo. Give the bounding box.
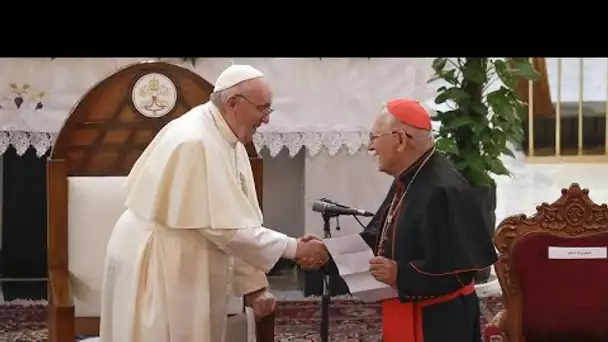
[46,61,274,342]
[484,183,608,342]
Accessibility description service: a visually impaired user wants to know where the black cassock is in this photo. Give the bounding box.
[335,148,497,342]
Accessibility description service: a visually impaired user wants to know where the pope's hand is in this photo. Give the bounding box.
[244,287,276,320]
[295,237,328,270]
[299,234,322,243]
[369,256,397,286]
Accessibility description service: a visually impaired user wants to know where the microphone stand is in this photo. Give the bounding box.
[320,212,338,342]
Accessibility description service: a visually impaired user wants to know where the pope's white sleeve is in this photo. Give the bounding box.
[199,226,298,273]
[232,257,269,296]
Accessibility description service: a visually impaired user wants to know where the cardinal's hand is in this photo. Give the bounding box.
[369,256,397,286]
[295,235,329,270]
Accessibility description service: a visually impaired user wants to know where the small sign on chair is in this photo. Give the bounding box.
[548,246,607,259]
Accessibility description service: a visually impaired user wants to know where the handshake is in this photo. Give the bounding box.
[293,234,330,270]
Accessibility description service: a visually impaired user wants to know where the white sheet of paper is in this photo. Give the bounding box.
[548,246,607,259]
[323,234,398,302]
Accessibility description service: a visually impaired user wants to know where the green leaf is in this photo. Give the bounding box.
[432,109,461,123]
[460,153,489,183]
[445,116,477,129]
[435,87,471,105]
[435,137,460,155]
[500,145,516,158]
[442,69,459,85]
[510,58,528,64]
[439,69,459,85]
[470,102,488,116]
[471,118,490,136]
[488,159,511,176]
[493,60,516,89]
[464,169,493,187]
[511,59,541,81]
[504,126,524,145]
[487,89,520,123]
[490,128,507,146]
[430,69,458,85]
[183,57,198,66]
[462,62,487,84]
[429,71,457,86]
[432,58,448,73]
[157,57,201,66]
[428,75,443,84]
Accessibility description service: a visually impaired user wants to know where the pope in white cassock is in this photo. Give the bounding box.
[98,64,328,342]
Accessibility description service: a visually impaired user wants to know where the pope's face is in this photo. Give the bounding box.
[229,80,273,143]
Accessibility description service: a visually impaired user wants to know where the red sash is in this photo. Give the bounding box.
[381,282,475,342]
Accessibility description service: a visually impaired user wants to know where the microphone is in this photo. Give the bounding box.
[312,200,375,217]
[319,198,349,208]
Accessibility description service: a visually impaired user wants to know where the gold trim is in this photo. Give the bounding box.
[555,58,562,156]
[527,58,535,157]
[605,59,608,155]
[525,58,608,163]
[526,155,608,164]
[578,58,584,155]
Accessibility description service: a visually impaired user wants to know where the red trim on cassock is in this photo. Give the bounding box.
[381,281,476,342]
[410,261,492,277]
[408,261,490,276]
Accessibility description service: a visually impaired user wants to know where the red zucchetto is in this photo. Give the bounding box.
[386,99,432,131]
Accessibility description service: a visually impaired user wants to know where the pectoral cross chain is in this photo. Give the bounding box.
[376,148,436,255]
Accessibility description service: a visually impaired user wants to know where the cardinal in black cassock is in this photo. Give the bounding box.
[360,99,498,342]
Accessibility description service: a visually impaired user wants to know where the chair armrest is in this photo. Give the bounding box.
[256,313,275,342]
[242,290,275,342]
[47,268,75,342]
[48,268,73,308]
[483,310,508,342]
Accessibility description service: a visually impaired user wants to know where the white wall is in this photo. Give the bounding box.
[261,149,306,238]
[303,149,393,237]
[495,152,608,224]
[260,146,393,239]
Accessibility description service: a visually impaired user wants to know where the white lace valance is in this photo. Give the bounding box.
[0,58,436,158]
[0,131,56,157]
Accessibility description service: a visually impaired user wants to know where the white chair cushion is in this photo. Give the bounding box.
[68,176,128,317]
[67,176,245,319]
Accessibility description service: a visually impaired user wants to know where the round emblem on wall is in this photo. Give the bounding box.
[131,73,178,118]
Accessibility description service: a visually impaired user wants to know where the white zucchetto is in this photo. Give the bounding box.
[213,64,264,92]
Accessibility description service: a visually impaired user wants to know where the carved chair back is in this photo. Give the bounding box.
[494,183,608,342]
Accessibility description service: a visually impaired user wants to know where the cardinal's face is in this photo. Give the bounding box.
[368,122,402,175]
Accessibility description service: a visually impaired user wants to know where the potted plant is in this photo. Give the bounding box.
[428,58,540,283]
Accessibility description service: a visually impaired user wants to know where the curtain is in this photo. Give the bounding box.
[0,147,49,300]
